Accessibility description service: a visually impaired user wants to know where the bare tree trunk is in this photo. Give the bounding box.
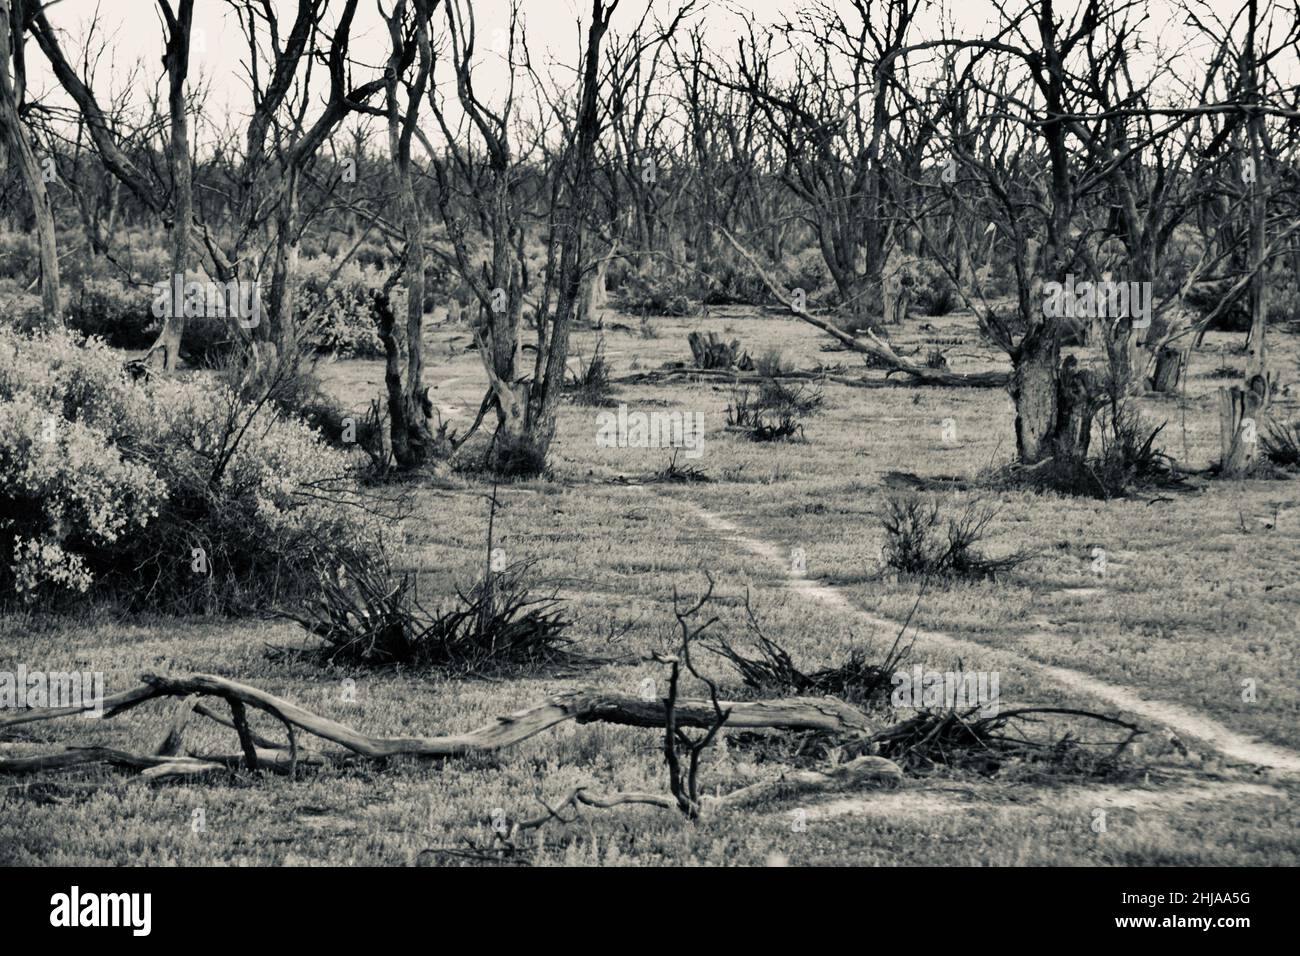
[1150,346,1185,394]
[1010,324,1096,465]
[1219,378,1265,477]
[377,0,434,470]
[147,0,195,372]
[266,166,301,352]
[576,240,614,328]
[1242,0,1269,443]
[0,0,60,326]
[523,0,618,471]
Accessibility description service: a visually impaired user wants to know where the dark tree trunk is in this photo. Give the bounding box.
[1010,324,1097,464]
[1150,346,1185,394]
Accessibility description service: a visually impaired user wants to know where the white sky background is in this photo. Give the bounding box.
[20,0,1296,155]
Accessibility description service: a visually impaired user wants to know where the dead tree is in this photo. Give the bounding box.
[0,0,59,325]
[370,0,437,469]
[721,0,922,331]
[428,0,619,475]
[28,0,380,365]
[144,0,195,372]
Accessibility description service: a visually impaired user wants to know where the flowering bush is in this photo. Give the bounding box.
[296,257,392,358]
[0,327,381,609]
[0,394,166,597]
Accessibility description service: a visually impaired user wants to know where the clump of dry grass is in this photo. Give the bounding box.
[565,337,614,406]
[650,450,712,483]
[878,492,1031,579]
[277,492,573,674]
[750,411,804,442]
[277,551,573,674]
[704,590,912,709]
[1262,419,1300,468]
[726,387,758,427]
[756,376,824,416]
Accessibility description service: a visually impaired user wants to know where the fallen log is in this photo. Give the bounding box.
[0,672,875,772]
[0,747,221,775]
[613,366,897,390]
[717,225,1009,389]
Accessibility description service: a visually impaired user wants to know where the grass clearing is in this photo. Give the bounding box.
[3,305,1297,865]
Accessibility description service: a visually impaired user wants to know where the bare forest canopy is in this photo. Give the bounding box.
[1,0,1298,475]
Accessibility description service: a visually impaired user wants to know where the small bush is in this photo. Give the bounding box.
[750,412,803,442]
[785,248,832,299]
[616,271,693,316]
[755,348,786,377]
[879,493,1029,580]
[0,231,38,282]
[702,259,767,305]
[295,257,393,357]
[756,377,824,417]
[0,282,45,331]
[688,331,751,370]
[280,536,571,673]
[726,388,758,428]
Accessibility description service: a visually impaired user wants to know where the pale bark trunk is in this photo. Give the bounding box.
[1219,381,1265,476]
[0,0,60,325]
[148,1,194,372]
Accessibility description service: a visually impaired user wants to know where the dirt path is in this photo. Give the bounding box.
[799,780,1287,823]
[675,498,1300,776]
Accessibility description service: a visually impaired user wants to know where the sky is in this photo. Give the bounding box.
[19,0,1293,152]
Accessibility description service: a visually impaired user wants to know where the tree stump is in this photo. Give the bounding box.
[1218,378,1267,476]
[1150,346,1185,393]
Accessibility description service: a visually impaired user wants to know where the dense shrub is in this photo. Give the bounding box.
[65,278,158,349]
[702,259,767,305]
[0,232,38,282]
[0,281,45,331]
[912,259,959,316]
[0,328,379,609]
[785,247,832,299]
[294,257,410,357]
[616,270,694,316]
